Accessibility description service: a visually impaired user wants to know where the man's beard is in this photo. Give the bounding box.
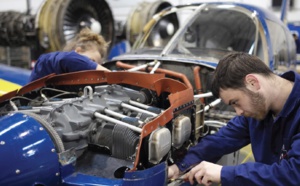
[243,88,267,120]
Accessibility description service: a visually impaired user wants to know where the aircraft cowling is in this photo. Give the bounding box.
[0,112,61,186]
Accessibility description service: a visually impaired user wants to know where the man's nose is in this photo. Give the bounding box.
[234,107,244,116]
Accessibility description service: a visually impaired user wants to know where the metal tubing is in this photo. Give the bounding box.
[194,92,213,99]
[127,61,156,72]
[116,61,193,88]
[121,102,158,117]
[104,109,144,124]
[94,112,142,133]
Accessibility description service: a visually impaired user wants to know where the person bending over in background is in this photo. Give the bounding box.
[293,33,300,54]
[29,28,110,82]
[168,52,300,185]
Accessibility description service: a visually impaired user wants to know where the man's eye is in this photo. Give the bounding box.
[231,101,237,105]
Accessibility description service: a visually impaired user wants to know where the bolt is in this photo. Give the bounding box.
[39,127,43,131]
[51,149,56,153]
[16,169,20,174]
[0,141,5,145]
[55,172,60,176]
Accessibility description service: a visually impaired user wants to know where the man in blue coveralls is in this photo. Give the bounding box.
[168,52,300,185]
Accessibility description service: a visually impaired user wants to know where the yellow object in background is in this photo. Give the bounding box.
[0,79,21,96]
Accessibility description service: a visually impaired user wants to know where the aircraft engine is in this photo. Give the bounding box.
[0,71,195,185]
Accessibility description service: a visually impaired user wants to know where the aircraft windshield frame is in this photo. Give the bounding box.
[134,4,260,59]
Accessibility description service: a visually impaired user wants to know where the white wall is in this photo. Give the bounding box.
[0,0,44,14]
[0,0,299,23]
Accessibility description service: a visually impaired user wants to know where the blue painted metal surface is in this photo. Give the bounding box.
[62,173,123,186]
[0,64,31,86]
[108,40,131,60]
[0,112,60,186]
[62,162,167,186]
[288,22,300,35]
[122,162,167,186]
[280,0,290,22]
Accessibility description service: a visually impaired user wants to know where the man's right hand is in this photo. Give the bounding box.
[168,164,180,179]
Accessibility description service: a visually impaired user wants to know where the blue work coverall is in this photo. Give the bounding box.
[29,51,97,82]
[177,71,300,185]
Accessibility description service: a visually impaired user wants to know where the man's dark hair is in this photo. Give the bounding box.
[211,52,273,97]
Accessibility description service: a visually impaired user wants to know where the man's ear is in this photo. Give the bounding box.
[75,46,82,53]
[245,74,260,90]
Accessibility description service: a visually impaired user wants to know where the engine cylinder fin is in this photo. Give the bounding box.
[112,124,139,159]
[97,123,114,150]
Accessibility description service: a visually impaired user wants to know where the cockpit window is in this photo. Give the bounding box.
[177,8,257,56]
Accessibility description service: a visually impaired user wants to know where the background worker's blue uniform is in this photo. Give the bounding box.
[177,71,300,185]
[29,51,97,82]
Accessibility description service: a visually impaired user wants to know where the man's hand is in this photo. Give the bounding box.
[96,64,111,72]
[168,164,180,179]
[186,161,222,186]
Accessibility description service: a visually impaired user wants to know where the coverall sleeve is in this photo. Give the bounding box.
[60,54,97,72]
[221,133,300,186]
[176,116,250,172]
